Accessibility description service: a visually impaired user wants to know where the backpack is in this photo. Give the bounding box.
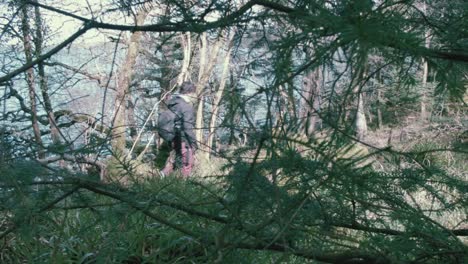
[157,109,181,142]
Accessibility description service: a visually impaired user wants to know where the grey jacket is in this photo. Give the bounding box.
[167,94,197,148]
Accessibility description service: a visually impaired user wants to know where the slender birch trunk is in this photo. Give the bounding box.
[195,33,222,147]
[206,33,234,158]
[33,2,60,145]
[111,9,148,160]
[127,97,137,141]
[420,2,431,121]
[377,89,383,130]
[353,55,368,141]
[355,93,367,140]
[195,33,207,144]
[301,68,322,135]
[178,32,191,85]
[20,3,43,158]
[278,84,296,122]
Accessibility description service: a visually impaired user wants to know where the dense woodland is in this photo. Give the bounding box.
[0,0,467,263]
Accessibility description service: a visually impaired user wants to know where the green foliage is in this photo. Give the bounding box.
[1,0,468,263]
[434,61,468,100]
[1,136,467,263]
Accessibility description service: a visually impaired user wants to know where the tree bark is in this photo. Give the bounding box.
[420,1,431,121]
[355,93,367,140]
[206,33,234,158]
[107,9,150,184]
[20,2,43,158]
[278,84,296,122]
[377,89,383,130]
[127,96,137,141]
[195,32,222,147]
[34,2,61,145]
[353,56,368,141]
[111,9,148,158]
[300,68,322,135]
[195,33,207,145]
[177,32,191,85]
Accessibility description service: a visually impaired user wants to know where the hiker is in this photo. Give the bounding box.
[159,81,197,177]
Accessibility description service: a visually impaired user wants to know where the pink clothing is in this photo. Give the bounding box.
[162,141,194,177]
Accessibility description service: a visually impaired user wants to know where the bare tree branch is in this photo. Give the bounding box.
[44,61,108,86]
[0,24,92,84]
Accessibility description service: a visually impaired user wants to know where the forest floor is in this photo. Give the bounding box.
[366,119,467,234]
[190,117,468,180]
[366,120,467,150]
[190,117,468,234]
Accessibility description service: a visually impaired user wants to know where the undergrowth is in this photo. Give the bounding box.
[1,125,467,263]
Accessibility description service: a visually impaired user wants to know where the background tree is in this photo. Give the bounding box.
[0,0,466,263]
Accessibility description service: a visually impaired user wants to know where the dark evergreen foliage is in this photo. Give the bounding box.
[0,0,466,263]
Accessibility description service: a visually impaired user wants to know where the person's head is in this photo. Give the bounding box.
[179,81,196,94]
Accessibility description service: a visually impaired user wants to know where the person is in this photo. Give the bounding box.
[160,81,197,177]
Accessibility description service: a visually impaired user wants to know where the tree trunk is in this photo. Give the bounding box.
[195,33,207,145]
[300,68,322,135]
[206,33,234,159]
[127,97,137,141]
[377,89,383,130]
[195,33,222,147]
[111,9,148,158]
[353,55,368,141]
[195,97,205,147]
[355,93,367,140]
[20,2,43,158]
[278,84,296,122]
[34,2,61,145]
[177,32,191,85]
[420,1,431,121]
[107,9,149,183]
